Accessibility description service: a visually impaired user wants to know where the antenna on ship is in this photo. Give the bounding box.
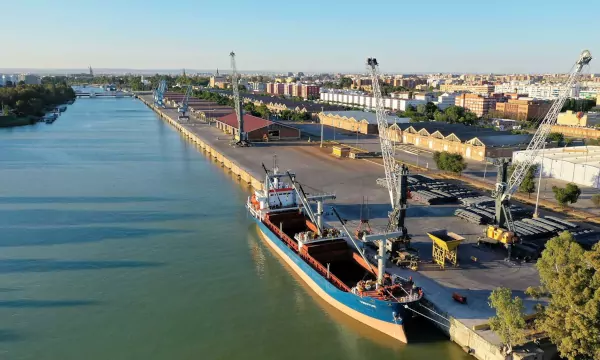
[272,155,279,175]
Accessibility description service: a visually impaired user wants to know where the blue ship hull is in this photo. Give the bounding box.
[252,216,416,343]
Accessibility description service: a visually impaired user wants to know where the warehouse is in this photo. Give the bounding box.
[214,113,301,141]
[386,122,532,161]
[164,93,234,120]
[318,110,409,135]
[513,146,600,188]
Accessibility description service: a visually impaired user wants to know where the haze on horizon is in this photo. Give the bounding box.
[2,0,598,74]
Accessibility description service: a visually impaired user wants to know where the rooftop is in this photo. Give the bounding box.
[322,110,409,125]
[216,113,279,133]
[515,146,600,167]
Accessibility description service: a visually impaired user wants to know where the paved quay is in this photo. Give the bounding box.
[139,95,547,360]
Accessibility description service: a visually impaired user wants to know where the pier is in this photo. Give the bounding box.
[138,94,555,360]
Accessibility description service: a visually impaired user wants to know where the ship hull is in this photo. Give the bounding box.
[253,218,410,343]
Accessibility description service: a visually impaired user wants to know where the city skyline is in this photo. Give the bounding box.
[1,0,598,74]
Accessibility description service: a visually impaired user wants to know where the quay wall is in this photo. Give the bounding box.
[137,96,263,191]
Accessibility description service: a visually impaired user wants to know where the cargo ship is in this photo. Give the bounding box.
[246,165,423,343]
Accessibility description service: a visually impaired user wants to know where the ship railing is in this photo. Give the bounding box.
[264,218,350,292]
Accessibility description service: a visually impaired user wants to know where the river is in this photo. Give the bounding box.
[0,97,471,360]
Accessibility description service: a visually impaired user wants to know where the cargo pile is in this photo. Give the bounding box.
[406,175,479,205]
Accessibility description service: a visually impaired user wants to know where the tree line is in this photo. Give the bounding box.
[66,74,210,91]
[0,83,75,118]
[398,103,479,126]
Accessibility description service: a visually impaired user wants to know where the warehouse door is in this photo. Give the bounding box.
[268,130,280,140]
[466,147,471,158]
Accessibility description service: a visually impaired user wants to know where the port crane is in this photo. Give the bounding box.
[230,51,249,146]
[486,50,592,252]
[153,79,167,108]
[178,85,192,120]
[366,58,411,253]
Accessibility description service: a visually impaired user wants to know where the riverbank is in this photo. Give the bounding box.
[0,115,37,128]
[137,94,554,360]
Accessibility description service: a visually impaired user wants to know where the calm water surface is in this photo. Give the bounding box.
[0,98,471,360]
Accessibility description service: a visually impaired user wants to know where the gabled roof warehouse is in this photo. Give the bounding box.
[208,89,346,113]
[214,113,301,141]
[322,110,409,125]
[387,121,534,161]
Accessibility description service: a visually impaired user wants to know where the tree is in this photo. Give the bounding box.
[424,102,438,119]
[488,287,527,354]
[433,110,449,122]
[552,183,581,206]
[433,151,467,174]
[532,231,600,360]
[339,77,353,88]
[508,162,539,198]
[547,132,564,143]
[592,194,600,207]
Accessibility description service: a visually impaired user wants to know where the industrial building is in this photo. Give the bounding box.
[513,146,600,188]
[385,122,533,161]
[556,110,600,127]
[164,93,233,120]
[208,89,345,116]
[318,110,409,135]
[214,113,301,141]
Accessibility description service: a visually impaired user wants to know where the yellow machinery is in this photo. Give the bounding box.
[428,230,465,269]
[332,146,350,158]
[483,225,518,246]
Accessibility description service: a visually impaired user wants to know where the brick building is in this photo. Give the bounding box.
[455,93,496,117]
[494,99,552,121]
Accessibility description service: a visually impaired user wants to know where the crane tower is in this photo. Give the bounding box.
[366,58,410,251]
[492,50,592,233]
[230,51,249,146]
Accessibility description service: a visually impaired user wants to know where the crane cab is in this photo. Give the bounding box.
[485,225,517,246]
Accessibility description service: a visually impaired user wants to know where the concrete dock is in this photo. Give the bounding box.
[139,95,556,360]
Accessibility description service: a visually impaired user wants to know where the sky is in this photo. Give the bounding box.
[1,0,599,74]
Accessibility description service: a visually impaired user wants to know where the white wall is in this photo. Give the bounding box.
[513,150,600,189]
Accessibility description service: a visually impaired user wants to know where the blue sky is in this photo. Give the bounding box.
[2,0,598,73]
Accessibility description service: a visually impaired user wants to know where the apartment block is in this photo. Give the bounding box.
[440,84,494,95]
[494,98,551,120]
[455,93,496,117]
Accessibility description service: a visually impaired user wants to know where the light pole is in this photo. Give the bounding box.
[483,161,489,180]
[416,149,420,168]
[320,107,324,148]
[533,145,546,218]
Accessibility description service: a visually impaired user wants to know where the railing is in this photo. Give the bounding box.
[264,218,351,292]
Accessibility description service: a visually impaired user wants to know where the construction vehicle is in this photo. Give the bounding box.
[366,58,411,256]
[230,51,250,147]
[153,80,167,108]
[481,50,592,258]
[177,85,192,120]
[391,249,419,270]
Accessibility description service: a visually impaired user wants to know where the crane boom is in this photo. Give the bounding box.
[504,50,592,199]
[367,58,398,208]
[492,50,591,232]
[230,51,246,144]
